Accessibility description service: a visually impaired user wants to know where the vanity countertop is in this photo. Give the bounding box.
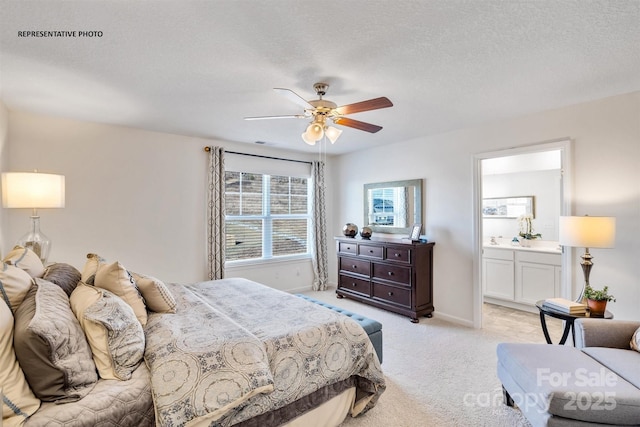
[483,239,561,254]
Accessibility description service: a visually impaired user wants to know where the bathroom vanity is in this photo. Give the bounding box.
[482,240,561,313]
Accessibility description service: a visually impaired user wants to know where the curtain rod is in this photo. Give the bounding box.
[204,146,312,165]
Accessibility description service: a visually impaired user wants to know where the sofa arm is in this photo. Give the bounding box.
[574,318,640,349]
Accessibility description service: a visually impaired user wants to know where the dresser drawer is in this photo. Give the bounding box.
[339,257,370,276]
[338,275,371,297]
[359,244,383,259]
[386,247,411,264]
[372,282,411,308]
[338,242,357,254]
[372,262,411,286]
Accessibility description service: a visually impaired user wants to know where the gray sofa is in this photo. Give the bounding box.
[497,318,640,426]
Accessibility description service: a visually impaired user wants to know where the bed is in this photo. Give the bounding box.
[3,248,384,427]
[145,277,386,426]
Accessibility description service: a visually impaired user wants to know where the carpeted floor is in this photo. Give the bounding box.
[299,290,563,427]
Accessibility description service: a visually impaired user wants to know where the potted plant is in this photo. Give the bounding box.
[583,285,616,316]
[517,214,542,240]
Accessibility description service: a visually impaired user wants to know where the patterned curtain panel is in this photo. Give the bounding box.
[311,161,329,290]
[207,146,226,280]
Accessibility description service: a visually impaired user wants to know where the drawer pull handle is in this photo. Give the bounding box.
[369,250,374,253]
[352,283,357,287]
[388,291,394,296]
[394,253,401,257]
[388,271,394,276]
[352,265,357,269]
[347,246,351,250]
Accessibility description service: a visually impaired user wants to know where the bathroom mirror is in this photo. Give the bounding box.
[364,179,423,234]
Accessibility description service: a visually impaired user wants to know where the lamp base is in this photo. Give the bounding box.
[17,216,51,264]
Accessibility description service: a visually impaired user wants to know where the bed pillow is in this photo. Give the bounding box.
[13,279,98,402]
[0,262,34,314]
[70,283,145,380]
[3,245,46,278]
[131,272,176,313]
[42,263,81,297]
[1,299,41,425]
[80,253,106,284]
[94,261,147,326]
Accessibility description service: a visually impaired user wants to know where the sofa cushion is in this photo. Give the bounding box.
[42,262,81,297]
[0,262,34,314]
[582,347,640,389]
[497,343,640,425]
[3,246,46,278]
[13,279,97,402]
[70,283,145,380]
[0,298,40,425]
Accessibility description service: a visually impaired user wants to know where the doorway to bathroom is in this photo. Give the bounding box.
[472,139,572,329]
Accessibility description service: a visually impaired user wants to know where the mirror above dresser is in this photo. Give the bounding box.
[363,179,423,234]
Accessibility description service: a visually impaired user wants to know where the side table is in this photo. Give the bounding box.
[535,300,613,345]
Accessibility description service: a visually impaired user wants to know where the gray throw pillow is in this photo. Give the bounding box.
[43,263,81,297]
[13,278,98,402]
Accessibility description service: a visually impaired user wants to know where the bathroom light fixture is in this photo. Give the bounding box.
[558,215,616,302]
[1,171,65,263]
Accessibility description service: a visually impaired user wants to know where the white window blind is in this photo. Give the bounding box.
[225,170,311,262]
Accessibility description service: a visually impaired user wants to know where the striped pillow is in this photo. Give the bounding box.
[0,299,41,424]
[3,246,45,278]
[0,262,34,314]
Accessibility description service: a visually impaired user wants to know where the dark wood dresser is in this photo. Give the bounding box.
[335,236,435,323]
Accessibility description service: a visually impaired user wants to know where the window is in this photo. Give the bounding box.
[225,171,310,262]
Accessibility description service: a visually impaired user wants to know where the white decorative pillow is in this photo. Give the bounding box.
[3,245,46,278]
[131,272,176,313]
[0,262,34,314]
[631,326,640,352]
[0,299,41,425]
[94,261,147,326]
[81,253,106,284]
[70,283,145,380]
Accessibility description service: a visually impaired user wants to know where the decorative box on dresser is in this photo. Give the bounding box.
[335,236,435,323]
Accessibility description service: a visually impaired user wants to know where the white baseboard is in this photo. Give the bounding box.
[432,311,475,328]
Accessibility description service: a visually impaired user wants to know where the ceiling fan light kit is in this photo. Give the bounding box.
[245,82,393,146]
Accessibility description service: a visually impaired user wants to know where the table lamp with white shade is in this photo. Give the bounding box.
[1,171,65,264]
[558,215,616,303]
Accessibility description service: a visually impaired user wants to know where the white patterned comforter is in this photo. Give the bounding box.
[144,278,385,427]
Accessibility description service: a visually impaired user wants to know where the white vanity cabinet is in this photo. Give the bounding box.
[482,248,515,301]
[483,246,561,312]
[515,251,561,305]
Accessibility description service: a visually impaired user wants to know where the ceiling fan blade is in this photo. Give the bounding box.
[273,88,314,109]
[244,114,306,120]
[335,97,393,115]
[333,117,383,133]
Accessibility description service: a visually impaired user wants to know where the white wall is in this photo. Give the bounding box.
[0,101,9,258]
[482,169,561,241]
[332,91,640,323]
[4,112,333,293]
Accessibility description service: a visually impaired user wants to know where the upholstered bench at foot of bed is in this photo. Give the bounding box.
[295,294,383,363]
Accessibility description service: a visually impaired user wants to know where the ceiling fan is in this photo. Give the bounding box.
[244,82,393,145]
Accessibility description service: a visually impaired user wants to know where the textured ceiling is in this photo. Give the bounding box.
[1,1,639,155]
